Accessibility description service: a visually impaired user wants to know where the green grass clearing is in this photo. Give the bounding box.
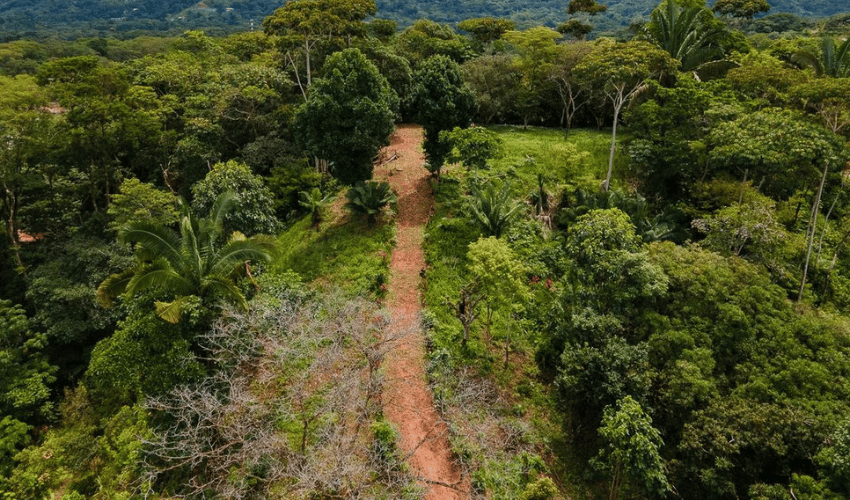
[271,197,395,297]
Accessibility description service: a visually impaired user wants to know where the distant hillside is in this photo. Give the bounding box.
[0,0,846,40]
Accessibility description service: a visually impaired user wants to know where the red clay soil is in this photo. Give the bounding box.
[375,125,467,499]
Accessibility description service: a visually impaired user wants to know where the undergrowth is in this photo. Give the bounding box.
[422,126,617,499]
[272,193,395,298]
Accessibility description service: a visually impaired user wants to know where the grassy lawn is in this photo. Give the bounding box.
[481,125,627,195]
[271,197,395,297]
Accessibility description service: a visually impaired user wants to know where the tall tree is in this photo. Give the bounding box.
[292,48,398,185]
[263,0,376,99]
[593,396,670,500]
[457,17,516,47]
[641,0,734,74]
[575,40,678,191]
[712,0,770,19]
[503,27,562,127]
[568,0,608,15]
[408,55,476,169]
[792,37,850,78]
[0,75,51,271]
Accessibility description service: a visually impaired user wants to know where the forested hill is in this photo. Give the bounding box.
[0,0,846,40]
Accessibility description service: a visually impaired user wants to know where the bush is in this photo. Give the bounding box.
[345,181,397,226]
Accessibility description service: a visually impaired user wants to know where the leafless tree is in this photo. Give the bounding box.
[139,292,421,499]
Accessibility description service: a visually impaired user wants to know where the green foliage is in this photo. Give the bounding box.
[98,192,275,322]
[791,37,850,78]
[107,177,178,231]
[713,0,771,19]
[3,387,149,499]
[0,301,56,423]
[394,19,471,66]
[575,39,679,190]
[25,233,132,381]
[519,476,560,500]
[344,180,397,226]
[468,236,528,314]
[299,187,332,227]
[273,196,394,296]
[409,55,476,168]
[568,0,608,15]
[441,126,504,174]
[293,48,399,185]
[592,396,670,499]
[708,108,845,200]
[641,0,732,73]
[86,302,204,408]
[466,181,523,238]
[461,54,523,125]
[457,17,516,46]
[191,160,279,236]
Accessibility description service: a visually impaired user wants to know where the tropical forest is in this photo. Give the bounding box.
[3,0,850,498]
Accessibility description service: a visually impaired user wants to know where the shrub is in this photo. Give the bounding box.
[345,181,397,226]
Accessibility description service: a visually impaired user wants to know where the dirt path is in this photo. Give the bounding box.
[375,125,466,499]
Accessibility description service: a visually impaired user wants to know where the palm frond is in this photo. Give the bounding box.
[209,191,238,235]
[200,275,249,310]
[209,240,274,278]
[125,258,196,299]
[693,59,739,81]
[119,222,183,268]
[155,295,196,324]
[179,215,204,278]
[96,268,136,307]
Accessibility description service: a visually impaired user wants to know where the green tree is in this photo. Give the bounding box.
[293,48,398,185]
[36,56,165,212]
[593,396,670,500]
[466,181,522,238]
[409,55,477,169]
[575,40,678,191]
[791,37,850,78]
[0,74,51,272]
[0,301,56,423]
[503,27,562,127]
[457,17,516,47]
[549,41,594,129]
[467,236,528,362]
[191,160,279,236]
[393,20,470,66]
[557,19,593,41]
[642,0,731,73]
[817,420,850,496]
[263,0,376,98]
[299,187,332,228]
[107,178,178,232]
[712,0,771,19]
[462,53,523,125]
[440,126,504,178]
[708,108,844,200]
[97,192,275,323]
[568,0,608,15]
[790,77,850,136]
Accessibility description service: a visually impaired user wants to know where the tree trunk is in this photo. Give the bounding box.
[799,161,830,301]
[604,95,623,192]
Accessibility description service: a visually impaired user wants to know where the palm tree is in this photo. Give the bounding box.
[642,0,734,76]
[467,181,522,238]
[97,192,275,323]
[299,187,332,228]
[344,181,396,226]
[792,37,850,78]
